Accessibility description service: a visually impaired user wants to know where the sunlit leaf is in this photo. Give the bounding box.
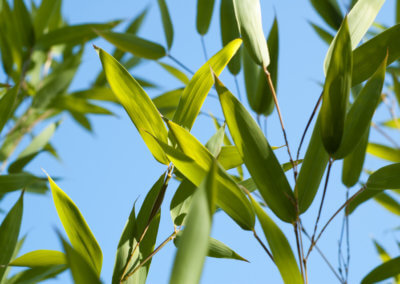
[52,96,113,115]
[373,239,391,262]
[9,250,66,267]
[367,143,400,162]
[157,0,174,49]
[205,125,225,157]
[33,0,59,38]
[218,145,243,170]
[382,118,400,129]
[152,88,183,120]
[170,178,196,226]
[158,62,189,84]
[374,192,400,215]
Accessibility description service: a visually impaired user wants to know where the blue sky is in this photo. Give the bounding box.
[2,0,400,283]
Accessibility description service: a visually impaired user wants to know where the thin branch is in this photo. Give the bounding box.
[167,54,194,75]
[294,223,305,283]
[200,36,208,61]
[252,229,275,263]
[263,68,296,179]
[296,92,323,162]
[345,189,351,283]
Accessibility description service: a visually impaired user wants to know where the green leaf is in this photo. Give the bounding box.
[366,163,400,190]
[169,161,216,284]
[61,238,102,284]
[157,0,174,49]
[382,118,400,129]
[8,122,58,173]
[205,125,225,157]
[174,233,247,261]
[248,194,303,284]
[309,22,334,45]
[373,239,391,262]
[220,0,241,75]
[352,24,400,86]
[346,188,380,215]
[0,173,40,193]
[310,0,343,30]
[173,39,241,130]
[71,87,119,104]
[158,62,189,84]
[36,22,119,48]
[33,0,59,38]
[0,86,17,134]
[334,54,386,159]
[324,0,385,73]
[233,0,269,67]
[96,47,169,164]
[170,179,196,226]
[152,88,183,120]
[215,76,296,223]
[342,127,370,187]
[296,117,330,213]
[196,0,215,35]
[46,174,103,276]
[96,30,166,60]
[14,0,34,47]
[159,120,255,230]
[4,265,67,284]
[367,143,400,162]
[374,192,400,215]
[9,250,66,267]
[218,145,243,170]
[0,192,23,282]
[53,96,113,115]
[320,17,352,154]
[361,256,400,284]
[392,72,400,105]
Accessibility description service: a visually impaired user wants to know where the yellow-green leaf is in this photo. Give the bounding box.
[10,250,66,267]
[96,47,169,164]
[152,88,183,120]
[367,143,400,162]
[158,62,189,84]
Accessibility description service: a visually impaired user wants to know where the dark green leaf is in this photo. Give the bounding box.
[346,188,380,215]
[361,256,400,284]
[0,173,39,193]
[366,163,400,190]
[5,265,67,284]
[309,0,343,30]
[0,86,17,134]
[309,22,334,45]
[196,0,215,35]
[157,0,174,49]
[14,0,34,47]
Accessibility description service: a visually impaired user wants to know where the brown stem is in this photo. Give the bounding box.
[253,229,275,263]
[264,68,296,180]
[294,223,305,283]
[296,92,323,161]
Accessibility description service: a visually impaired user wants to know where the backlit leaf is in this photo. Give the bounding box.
[158,62,189,84]
[374,192,400,215]
[152,88,183,119]
[10,250,66,267]
[367,143,400,162]
[157,0,174,49]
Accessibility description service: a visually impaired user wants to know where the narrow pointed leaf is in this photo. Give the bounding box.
[366,163,400,190]
[169,162,216,284]
[170,179,196,226]
[52,96,113,115]
[233,0,269,67]
[4,265,67,284]
[152,88,183,119]
[158,62,189,84]
[196,0,215,35]
[47,175,103,276]
[96,47,169,164]
[220,0,241,75]
[310,0,343,30]
[96,30,166,60]
[9,250,66,267]
[0,86,17,134]
[374,192,400,215]
[0,192,23,282]
[248,194,302,284]
[346,189,380,215]
[0,173,39,193]
[157,0,173,49]
[33,0,58,38]
[373,239,391,262]
[309,22,334,45]
[14,0,34,47]
[382,118,400,129]
[218,145,243,170]
[215,76,296,223]
[367,143,400,162]
[173,39,242,130]
[205,125,225,157]
[320,17,352,154]
[361,256,400,284]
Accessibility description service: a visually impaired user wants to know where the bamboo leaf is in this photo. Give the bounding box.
[170,179,196,227]
[169,161,216,284]
[373,239,391,262]
[0,86,17,134]
[205,125,225,157]
[361,256,400,284]
[14,0,34,47]
[173,39,241,130]
[233,0,269,67]
[310,0,343,30]
[196,0,215,35]
[0,192,23,282]
[158,62,189,84]
[352,24,400,86]
[248,194,303,284]
[96,30,166,60]
[152,88,183,119]
[33,0,59,38]
[334,54,386,159]
[52,96,113,115]
[374,192,400,215]
[220,0,241,75]
[367,143,400,162]
[218,145,243,170]
[320,17,352,154]
[0,173,40,193]
[215,76,296,223]
[309,22,334,45]
[96,47,169,164]
[4,265,67,284]
[157,0,173,49]
[366,163,400,190]
[46,174,103,276]
[9,250,66,267]
[346,189,380,215]
[381,118,400,129]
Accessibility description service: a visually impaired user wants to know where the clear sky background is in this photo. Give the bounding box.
[2,0,400,283]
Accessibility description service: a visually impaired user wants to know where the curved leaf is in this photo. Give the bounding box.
[157,0,174,49]
[152,88,183,120]
[0,173,39,193]
[367,143,400,162]
[361,256,400,284]
[374,192,400,215]
[366,163,400,190]
[10,250,66,267]
[158,62,189,84]
[310,0,343,30]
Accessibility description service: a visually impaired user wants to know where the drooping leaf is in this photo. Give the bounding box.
[157,0,174,49]
[373,239,391,262]
[173,39,242,130]
[374,192,400,215]
[309,0,343,30]
[309,22,334,45]
[233,0,269,67]
[70,87,118,104]
[96,30,166,60]
[152,88,183,119]
[361,256,400,284]
[220,0,241,75]
[215,76,296,223]
[320,17,352,154]
[352,24,400,86]
[46,174,103,276]
[9,250,66,267]
[169,161,216,284]
[346,188,380,215]
[196,0,215,35]
[366,163,400,190]
[96,47,169,164]
[382,118,400,129]
[0,173,40,193]
[158,62,189,84]
[0,192,23,282]
[334,54,386,159]
[296,117,330,213]
[367,143,400,162]
[52,96,113,115]
[248,194,303,284]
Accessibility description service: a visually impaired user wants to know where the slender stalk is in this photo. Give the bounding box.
[345,189,351,283]
[263,68,296,179]
[296,92,323,161]
[234,76,242,102]
[307,158,333,258]
[200,36,208,61]
[294,223,305,283]
[167,54,194,75]
[252,229,274,263]
[309,187,365,257]
[122,229,179,282]
[297,221,307,282]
